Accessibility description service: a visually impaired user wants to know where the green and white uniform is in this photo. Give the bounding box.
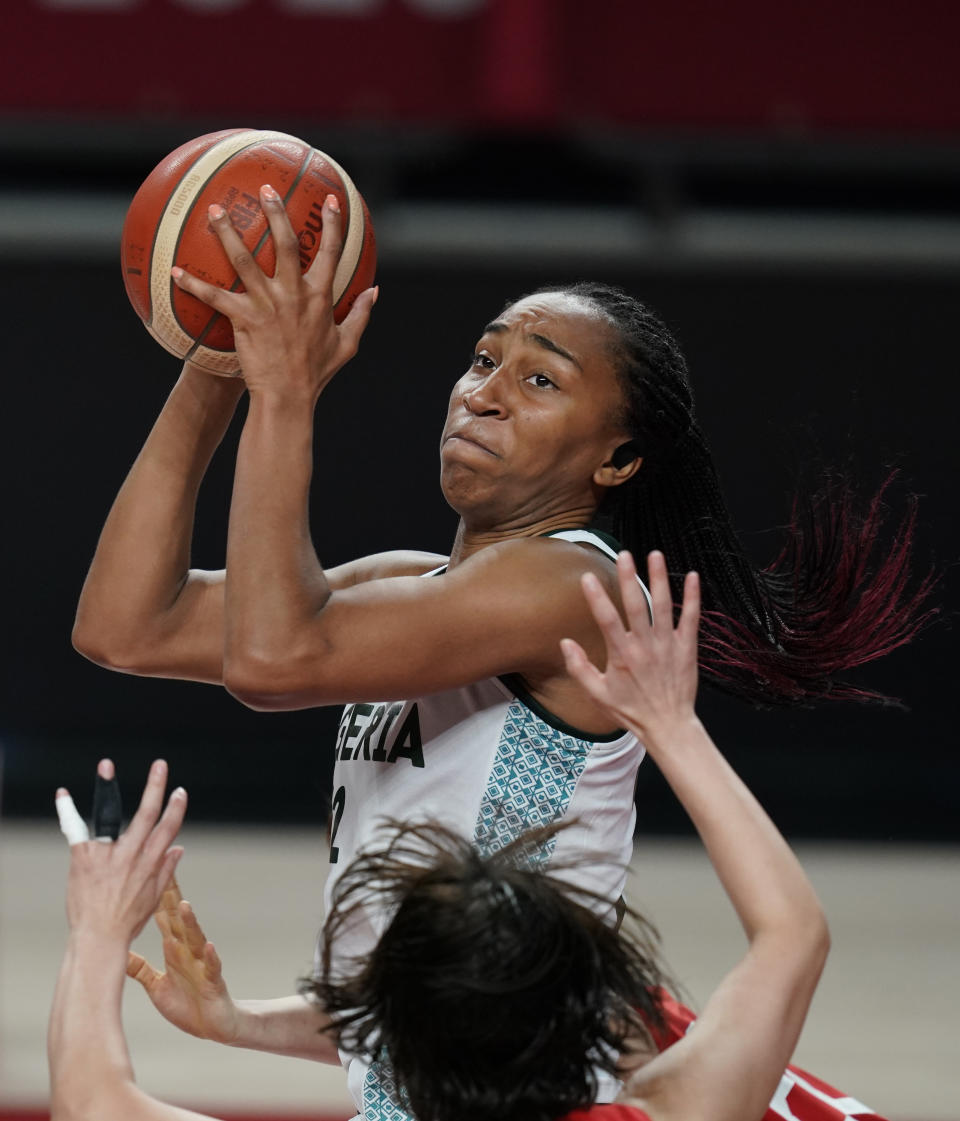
[323,529,651,1121]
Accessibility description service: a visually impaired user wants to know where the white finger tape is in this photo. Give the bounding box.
[56,793,90,845]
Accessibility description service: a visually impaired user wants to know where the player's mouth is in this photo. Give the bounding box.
[445,430,500,458]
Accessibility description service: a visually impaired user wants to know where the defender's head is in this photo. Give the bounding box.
[307,821,665,1121]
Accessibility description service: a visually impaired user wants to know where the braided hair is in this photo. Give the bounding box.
[535,282,935,706]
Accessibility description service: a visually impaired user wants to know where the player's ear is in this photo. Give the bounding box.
[594,442,642,488]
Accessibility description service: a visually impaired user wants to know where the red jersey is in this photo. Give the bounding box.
[564,994,887,1121]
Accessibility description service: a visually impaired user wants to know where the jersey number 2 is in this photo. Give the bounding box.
[329,785,346,864]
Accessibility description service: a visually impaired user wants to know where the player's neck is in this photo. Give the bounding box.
[447,511,594,568]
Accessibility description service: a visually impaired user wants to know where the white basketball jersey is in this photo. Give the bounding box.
[322,529,650,1121]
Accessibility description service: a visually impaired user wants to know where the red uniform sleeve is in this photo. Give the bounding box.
[566,992,888,1121]
[646,987,698,1050]
[646,989,890,1121]
[563,1107,652,1121]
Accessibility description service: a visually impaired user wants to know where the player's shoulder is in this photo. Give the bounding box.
[463,529,620,585]
[435,532,623,634]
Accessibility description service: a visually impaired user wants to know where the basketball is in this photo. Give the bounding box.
[120,128,377,376]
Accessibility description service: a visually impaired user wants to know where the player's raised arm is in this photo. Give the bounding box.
[73,138,411,692]
[562,551,830,1121]
[70,358,444,689]
[168,187,375,705]
[71,366,242,684]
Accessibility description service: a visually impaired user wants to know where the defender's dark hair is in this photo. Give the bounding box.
[537,282,936,706]
[305,820,665,1121]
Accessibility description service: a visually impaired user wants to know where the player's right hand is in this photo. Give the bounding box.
[172,188,376,403]
[561,550,700,742]
[126,878,240,1045]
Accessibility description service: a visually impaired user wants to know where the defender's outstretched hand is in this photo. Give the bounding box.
[127,880,240,1044]
[561,550,700,741]
[59,760,186,942]
[171,186,377,401]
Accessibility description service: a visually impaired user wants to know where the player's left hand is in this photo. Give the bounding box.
[171,186,377,402]
[126,879,241,1044]
[58,759,186,943]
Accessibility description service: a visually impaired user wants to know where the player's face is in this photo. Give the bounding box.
[440,292,630,527]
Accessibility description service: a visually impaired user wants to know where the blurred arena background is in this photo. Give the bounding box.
[0,0,958,1116]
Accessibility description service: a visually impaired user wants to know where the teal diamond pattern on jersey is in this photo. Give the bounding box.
[472,699,591,859]
[362,1057,411,1121]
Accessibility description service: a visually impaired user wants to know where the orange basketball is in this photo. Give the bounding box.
[121,128,377,376]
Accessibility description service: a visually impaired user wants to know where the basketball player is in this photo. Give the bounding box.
[51,554,885,1121]
[72,189,930,1115]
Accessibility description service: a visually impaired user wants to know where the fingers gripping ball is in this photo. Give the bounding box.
[121,128,377,376]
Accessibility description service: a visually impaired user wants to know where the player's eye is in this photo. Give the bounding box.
[527,372,557,389]
[471,352,497,371]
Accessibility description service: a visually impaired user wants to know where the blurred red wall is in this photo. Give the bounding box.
[5,0,960,133]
